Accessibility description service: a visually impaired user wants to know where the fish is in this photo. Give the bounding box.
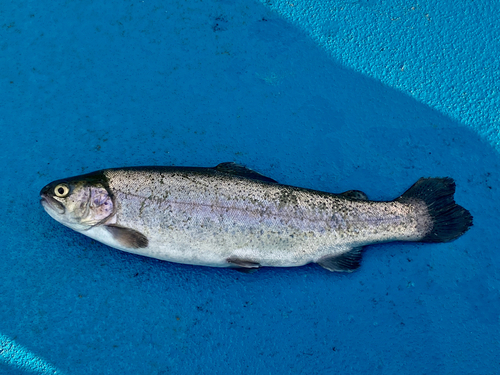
[40,162,473,273]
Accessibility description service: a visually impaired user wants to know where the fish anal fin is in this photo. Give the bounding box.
[105,225,149,249]
[214,162,278,183]
[226,257,261,273]
[340,190,368,201]
[316,247,364,272]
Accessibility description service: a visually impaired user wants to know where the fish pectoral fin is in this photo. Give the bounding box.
[316,247,364,272]
[214,162,278,183]
[226,257,261,273]
[340,190,368,200]
[105,225,149,249]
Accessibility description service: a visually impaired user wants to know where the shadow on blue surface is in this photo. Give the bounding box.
[1,0,499,374]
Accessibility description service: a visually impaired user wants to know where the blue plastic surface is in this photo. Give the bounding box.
[1,0,499,374]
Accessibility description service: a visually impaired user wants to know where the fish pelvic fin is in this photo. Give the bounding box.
[396,177,473,243]
[226,257,261,273]
[316,247,364,272]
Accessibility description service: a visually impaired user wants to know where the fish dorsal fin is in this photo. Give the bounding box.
[316,247,364,272]
[214,162,278,183]
[340,190,368,201]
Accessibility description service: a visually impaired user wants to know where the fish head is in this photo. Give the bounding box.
[40,172,114,232]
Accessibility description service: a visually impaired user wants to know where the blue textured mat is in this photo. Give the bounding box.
[1,1,498,374]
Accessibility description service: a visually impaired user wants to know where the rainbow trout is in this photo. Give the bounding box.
[40,163,472,272]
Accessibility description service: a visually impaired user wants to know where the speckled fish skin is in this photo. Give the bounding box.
[40,163,473,272]
[103,167,423,264]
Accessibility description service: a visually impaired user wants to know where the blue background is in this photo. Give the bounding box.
[1,0,499,374]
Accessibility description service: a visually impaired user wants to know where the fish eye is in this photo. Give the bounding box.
[54,184,70,198]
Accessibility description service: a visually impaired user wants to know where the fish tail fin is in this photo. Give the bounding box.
[396,177,473,243]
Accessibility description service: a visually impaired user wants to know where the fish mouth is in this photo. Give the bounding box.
[40,192,65,214]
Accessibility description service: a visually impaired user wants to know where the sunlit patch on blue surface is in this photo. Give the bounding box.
[0,334,63,375]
